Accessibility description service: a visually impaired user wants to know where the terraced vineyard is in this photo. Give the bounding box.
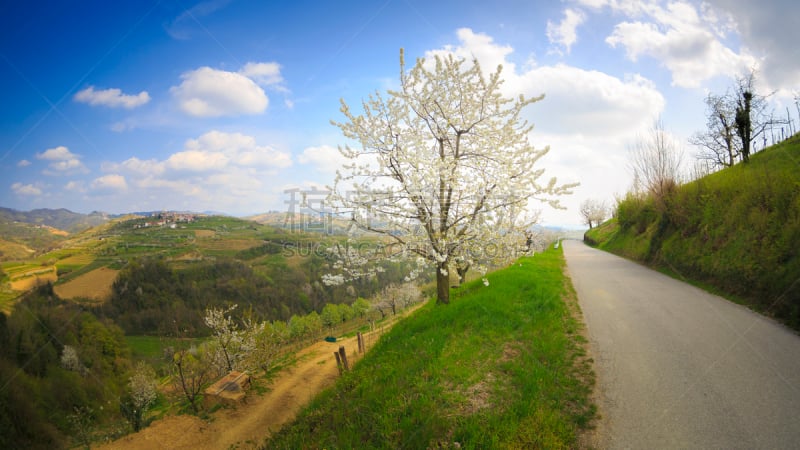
[0,214,288,311]
[0,213,389,317]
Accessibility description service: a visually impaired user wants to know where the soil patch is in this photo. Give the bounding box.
[54,267,118,302]
[9,267,57,291]
[194,230,215,238]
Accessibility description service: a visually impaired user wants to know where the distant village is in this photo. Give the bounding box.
[131,211,198,229]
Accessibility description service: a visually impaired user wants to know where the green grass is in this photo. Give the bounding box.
[54,258,109,283]
[125,336,202,366]
[0,289,20,313]
[1,262,43,276]
[263,246,596,449]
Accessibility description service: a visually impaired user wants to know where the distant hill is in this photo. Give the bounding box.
[0,207,109,233]
[586,133,800,329]
[247,211,356,234]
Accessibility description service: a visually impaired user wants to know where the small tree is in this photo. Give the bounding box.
[338,303,355,323]
[579,199,607,229]
[67,406,93,450]
[242,319,288,373]
[123,361,158,431]
[379,282,421,315]
[171,346,210,414]
[321,303,342,332]
[328,49,575,304]
[353,297,371,318]
[204,305,245,374]
[60,345,86,375]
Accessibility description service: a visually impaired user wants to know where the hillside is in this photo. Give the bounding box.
[265,246,596,448]
[0,213,424,447]
[0,218,68,260]
[586,134,800,329]
[0,207,109,233]
[1,213,416,329]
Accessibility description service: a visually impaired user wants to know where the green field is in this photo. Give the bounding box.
[264,246,596,449]
[0,289,19,313]
[126,335,204,365]
[1,262,43,276]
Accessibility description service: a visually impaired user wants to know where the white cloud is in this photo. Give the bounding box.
[240,62,285,87]
[426,28,513,75]
[64,181,86,193]
[529,67,664,137]
[49,159,85,172]
[74,86,150,109]
[103,157,165,176]
[427,29,664,139]
[575,0,610,8]
[93,130,293,215]
[298,145,349,173]
[170,67,268,117]
[418,28,668,226]
[17,159,31,167]
[704,0,800,91]
[166,150,229,172]
[547,8,587,55]
[183,130,292,169]
[36,145,77,161]
[104,131,291,177]
[35,145,88,175]
[91,174,128,192]
[11,182,42,196]
[601,0,758,87]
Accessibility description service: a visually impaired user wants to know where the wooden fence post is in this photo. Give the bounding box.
[334,351,343,375]
[338,346,349,371]
[357,332,364,353]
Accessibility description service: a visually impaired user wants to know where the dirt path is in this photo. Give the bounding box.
[99,315,411,449]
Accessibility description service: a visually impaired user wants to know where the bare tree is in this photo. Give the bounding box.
[579,199,607,229]
[629,119,683,205]
[690,92,739,168]
[795,92,800,129]
[691,69,774,166]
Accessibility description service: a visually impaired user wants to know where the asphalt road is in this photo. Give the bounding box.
[562,240,800,449]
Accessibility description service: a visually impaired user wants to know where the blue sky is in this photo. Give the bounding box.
[2,0,798,227]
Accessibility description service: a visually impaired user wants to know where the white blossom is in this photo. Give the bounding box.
[327,49,576,303]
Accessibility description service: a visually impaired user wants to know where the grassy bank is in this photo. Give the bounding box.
[587,133,800,329]
[263,246,596,449]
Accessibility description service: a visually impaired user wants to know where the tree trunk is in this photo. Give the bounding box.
[457,265,469,285]
[436,262,450,305]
